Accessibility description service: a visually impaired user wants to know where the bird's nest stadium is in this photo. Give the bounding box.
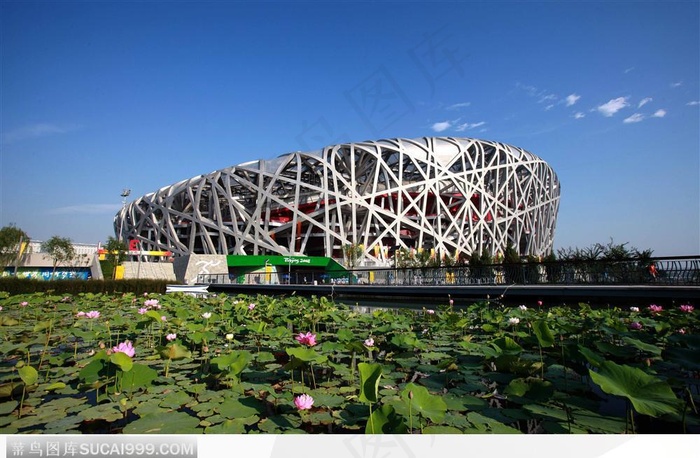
[114,137,560,266]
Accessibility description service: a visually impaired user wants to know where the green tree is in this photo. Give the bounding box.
[0,224,29,273]
[42,236,76,280]
[104,236,127,280]
[343,243,364,269]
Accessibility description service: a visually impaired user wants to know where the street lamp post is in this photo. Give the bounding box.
[119,189,131,243]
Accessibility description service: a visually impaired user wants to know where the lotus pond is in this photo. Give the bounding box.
[0,291,698,434]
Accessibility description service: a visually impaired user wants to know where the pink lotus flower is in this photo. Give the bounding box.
[630,306,640,312]
[138,308,148,315]
[295,332,317,346]
[166,333,177,341]
[294,394,314,410]
[364,337,375,347]
[426,309,435,315]
[76,311,86,318]
[144,299,160,309]
[537,300,543,306]
[85,311,100,319]
[20,301,28,307]
[112,340,135,357]
[649,304,663,313]
[248,303,256,311]
[680,304,694,313]
[161,316,167,322]
[678,328,686,335]
[629,322,643,330]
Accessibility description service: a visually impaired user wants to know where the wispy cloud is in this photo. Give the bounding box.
[573,112,585,119]
[687,101,700,106]
[2,122,81,143]
[623,113,644,124]
[565,94,580,106]
[431,121,452,132]
[624,67,635,74]
[455,121,486,131]
[671,81,683,88]
[638,97,652,108]
[446,102,471,110]
[597,97,629,117]
[48,204,122,216]
[652,109,666,118]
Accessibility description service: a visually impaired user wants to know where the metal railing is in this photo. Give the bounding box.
[198,256,700,287]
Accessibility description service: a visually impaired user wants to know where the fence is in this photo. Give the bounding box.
[198,256,700,287]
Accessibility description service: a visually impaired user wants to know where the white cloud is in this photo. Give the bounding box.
[624,67,635,74]
[545,104,554,111]
[48,204,122,215]
[671,81,683,88]
[2,123,81,143]
[573,112,585,119]
[432,121,452,132]
[652,109,666,118]
[597,97,629,117]
[455,121,486,131]
[623,113,644,124]
[638,97,652,108]
[538,94,557,104]
[446,102,471,110]
[687,101,700,106]
[565,94,581,106]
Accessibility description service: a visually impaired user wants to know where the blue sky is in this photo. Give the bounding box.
[1,1,698,256]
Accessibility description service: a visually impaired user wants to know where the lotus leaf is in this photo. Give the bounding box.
[588,360,683,418]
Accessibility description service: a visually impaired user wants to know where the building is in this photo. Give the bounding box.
[114,137,560,267]
[1,240,102,280]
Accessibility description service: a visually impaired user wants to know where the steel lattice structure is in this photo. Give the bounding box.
[114,137,560,264]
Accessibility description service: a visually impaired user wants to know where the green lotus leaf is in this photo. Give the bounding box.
[110,352,133,372]
[158,343,192,361]
[533,320,555,348]
[0,400,18,416]
[492,336,523,356]
[588,360,683,418]
[0,382,24,398]
[33,320,53,333]
[285,347,326,364]
[366,404,407,434]
[159,391,193,409]
[211,350,252,377]
[43,382,67,392]
[204,416,258,433]
[504,377,554,401]
[423,425,463,434]
[400,382,447,423]
[121,363,158,392]
[123,411,201,434]
[466,411,521,434]
[577,346,604,368]
[218,397,262,419]
[0,315,20,326]
[80,403,124,422]
[358,362,382,404]
[621,337,661,356]
[257,414,301,433]
[18,365,38,386]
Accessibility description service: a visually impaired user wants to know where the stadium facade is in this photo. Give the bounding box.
[114,137,560,266]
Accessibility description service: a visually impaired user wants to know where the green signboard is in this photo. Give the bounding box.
[226,255,347,272]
